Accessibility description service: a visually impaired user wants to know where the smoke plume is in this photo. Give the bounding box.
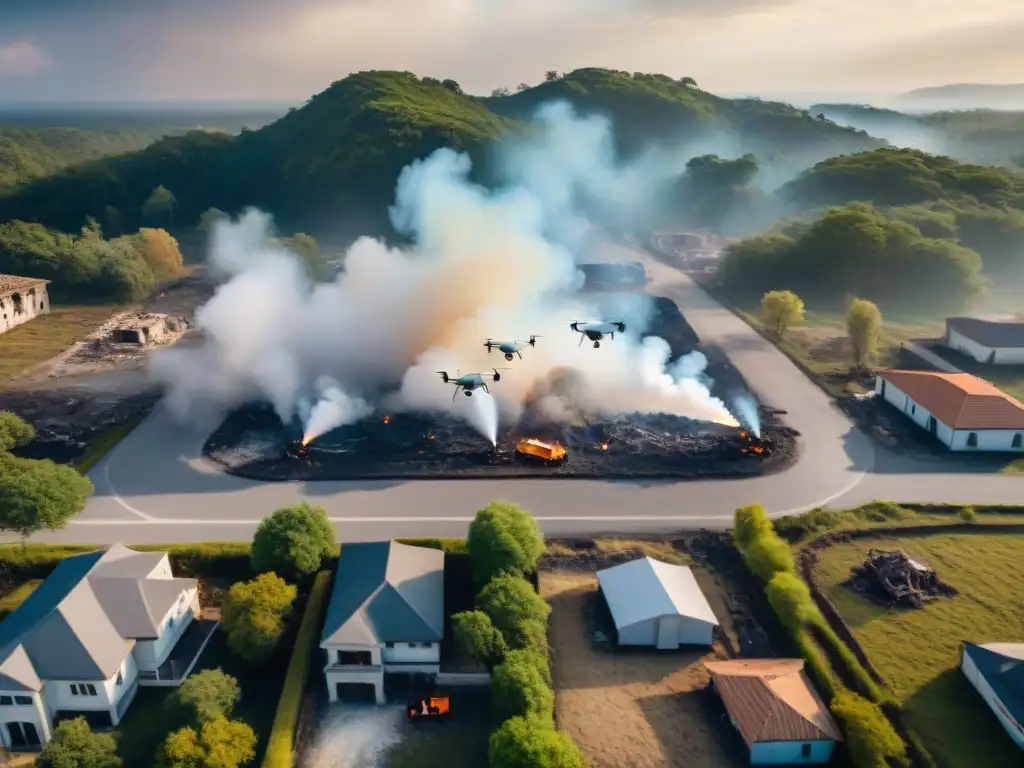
[732,393,761,438]
[149,101,741,443]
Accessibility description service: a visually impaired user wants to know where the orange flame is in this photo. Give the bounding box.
[301,435,313,448]
[600,442,609,450]
[383,415,391,424]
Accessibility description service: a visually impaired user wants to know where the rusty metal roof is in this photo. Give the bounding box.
[705,659,842,746]
[878,369,1024,429]
[0,274,49,296]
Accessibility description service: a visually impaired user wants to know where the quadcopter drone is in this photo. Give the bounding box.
[436,369,507,400]
[570,320,626,348]
[483,335,542,361]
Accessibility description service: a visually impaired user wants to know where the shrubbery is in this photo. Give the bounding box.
[221,572,297,662]
[831,691,909,768]
[476,574,551,654]
[251,502,336,581]
[37,717,121,768]
[158,715,256,768]
[165,669,240,728]
[467,500,546,583]
[489,716,587,768]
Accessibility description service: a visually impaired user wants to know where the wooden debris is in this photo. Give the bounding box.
[849,549,957,608]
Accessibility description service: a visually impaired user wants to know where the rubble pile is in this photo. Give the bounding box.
[849,549,958,608]
[57,311,190,371]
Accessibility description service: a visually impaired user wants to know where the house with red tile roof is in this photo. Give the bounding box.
[0,274,50,335]
[705,659,841,765]
[875,369,1024,452]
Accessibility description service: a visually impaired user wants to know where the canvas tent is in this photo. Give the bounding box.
[597,557,719,649]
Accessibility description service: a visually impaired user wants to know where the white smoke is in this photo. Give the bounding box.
[149,101,741,444]
[732,393,762,438]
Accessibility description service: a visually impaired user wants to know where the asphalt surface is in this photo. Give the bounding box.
[47,247,1022,544]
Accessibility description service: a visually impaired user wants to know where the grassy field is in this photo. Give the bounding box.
[0,304,122,383]
[814,532,1024,768]
[0,580,41,620]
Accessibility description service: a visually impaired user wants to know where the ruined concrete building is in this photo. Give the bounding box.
[111,315,174,345]
[0,274,50,334]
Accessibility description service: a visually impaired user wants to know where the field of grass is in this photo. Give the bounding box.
[0,304,121,383]
[815,532,1024,768]
[0,580,41,620]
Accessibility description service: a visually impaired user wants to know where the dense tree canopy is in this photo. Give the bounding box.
[165,669,241,727]
[221,572,297,661]
[158,716,256,768]
[488,716,587,768]
[0,451,93,542]
[467,500,546,583]
[250,502,336,581]
[36,717,122,768]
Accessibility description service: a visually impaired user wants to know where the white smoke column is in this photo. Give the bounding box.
[469,393,499,446]
[732,394,761,437]
[302,377,373,445]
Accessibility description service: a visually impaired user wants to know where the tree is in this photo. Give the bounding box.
[0,453,93,543]
[441,79,462,94]
[489,716,586,768]
[37,717,122,768]
[467,501,545,583]
[492,651,554,722]
[158,716,256,768]
[544,70,559,82]
[733,503,772,551]
[133,228,186,282]
[196,207,227,236]
[0,410,35,452]
[679,76,698,88]
[515,82,530,92]
[250,502,336,581]
[959,506,976,523]
[476,574,551,652]
[760,290,805,338]
[765,572,819,630]
[276,233,330,282]
[221,572,296,661]
[830,691,909,768]
[846,298,882,369]
[490,87,511,97]
[165,669,240,727]
[142,185,177,228]
[452,610,508,668]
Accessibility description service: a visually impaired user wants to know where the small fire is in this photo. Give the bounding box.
[301,435,313,448]
[600,442,609,451]
[383,415,391,425]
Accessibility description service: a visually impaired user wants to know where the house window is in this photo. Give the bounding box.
[70,685,78,696]
[13,696,31,706]
[385,642,394,649]
[911,404,916,415]
[967,432,978,448]
[421,643,432,649]
[1013,434,1022,449]
[0,696,11,706]
[168,616,175,629]
[116,671,123,686]
[75,683,98,697]
[801,743,812,759]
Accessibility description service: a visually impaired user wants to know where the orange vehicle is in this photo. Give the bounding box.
[515,438,567,462]
[407,696,451,721]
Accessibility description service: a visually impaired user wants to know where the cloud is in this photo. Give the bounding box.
[0,41,49,77]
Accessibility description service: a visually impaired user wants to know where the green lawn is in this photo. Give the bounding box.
[0,305,122,383]
[0,580,41,619]
[814,532,1024,768]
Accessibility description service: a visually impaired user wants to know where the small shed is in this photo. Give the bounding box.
[705,659,842,765]
[596,557,718,649]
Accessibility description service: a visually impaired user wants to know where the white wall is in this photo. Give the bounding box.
[617,616,714,648]
[382,642,440,665]
[0,285,49,335]
[876,379,954,447]
[44,652,136,713]
[618,619,657,646]
[948,329,1024,365]
[962,651,1024,751]
[677,618,715,647]
[134,588,198,670]
[0,689,51,749]
[949,429,1024,453]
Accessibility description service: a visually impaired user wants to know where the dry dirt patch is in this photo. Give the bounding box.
[542,571,746,768]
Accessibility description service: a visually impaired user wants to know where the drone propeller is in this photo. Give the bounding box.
[570,321,582,332]
[436,371,450,383]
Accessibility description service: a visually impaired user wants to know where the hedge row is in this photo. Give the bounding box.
[263,570,332,768]
[732,504,909,768]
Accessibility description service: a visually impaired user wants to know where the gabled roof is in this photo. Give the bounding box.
[705,659,842,746]
[878,369,1024,429]
[321,541,444,647]
[597,557,719,630]
[0,274,49,296]
[947,317,1024,349]
[963,642,1024,724]
[0,545,197,683]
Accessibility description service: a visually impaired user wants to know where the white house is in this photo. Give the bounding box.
[960,642,1024,752]
[0,274,49,335]
[321,541,444,705]
[0,545,218,751]
[945,317,1024,365]
[705,659,842,765]
[875,369,1024,452]
[597,557,719,649]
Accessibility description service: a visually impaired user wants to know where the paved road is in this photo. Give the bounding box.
[49,250,1019,545]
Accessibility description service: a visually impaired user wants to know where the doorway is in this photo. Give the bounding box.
[6,721,41,749]
[927,416,937,436]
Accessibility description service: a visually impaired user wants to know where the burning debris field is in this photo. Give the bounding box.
[204,406,796,481]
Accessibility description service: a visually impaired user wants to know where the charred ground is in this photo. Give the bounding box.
[203,295,799,481]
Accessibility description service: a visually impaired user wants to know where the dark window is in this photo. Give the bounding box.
[22,722,39,746]
[385,642,394,649]
[70,684,78,695]
[801,743,812,758]
[422,642,433,649]
[13,697,30,706]
[1013,434,1022,449]
[338,651,372,666]
[967,432,978,447]
[0,697,11,706]
[86,684,97,696]
[116,671,123,686]
[6,722,26,748]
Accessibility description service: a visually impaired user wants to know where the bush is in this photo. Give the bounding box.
[37,716,122,768]
[453,610,508,668]
[263,570,332,768]
[467,501,545,583]
[0,452,94,542]
[165,668,240,727]
[488,716,587,768]
[0,410,35,452]
[251,502,336,581]
[959,506,976,523]
[831,690,909,768]
[765,572,819,630]
[743,532,795,582]
[396,537,468,554]
[476,574,551,652]
[492,652,555,723]
[733,503,773,550]
[221,572,297,662]
[159,716,256,768]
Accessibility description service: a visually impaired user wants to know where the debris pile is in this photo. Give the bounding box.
[52,311,191,374]
[850,549,957,608]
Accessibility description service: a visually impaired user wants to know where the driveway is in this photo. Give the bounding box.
[44,247,1019,545]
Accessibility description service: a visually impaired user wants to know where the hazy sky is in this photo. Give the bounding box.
[2,0,1024,102]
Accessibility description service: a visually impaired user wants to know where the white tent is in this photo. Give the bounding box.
[597,557,719,649]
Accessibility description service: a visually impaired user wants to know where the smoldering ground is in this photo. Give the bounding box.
[149,101,764,443]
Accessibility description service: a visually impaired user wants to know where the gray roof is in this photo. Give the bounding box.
[0,544,197,684]
[321,541,444,647]
[947,317,1024,348]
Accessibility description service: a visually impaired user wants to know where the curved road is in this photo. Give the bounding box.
[52,251,1021,544]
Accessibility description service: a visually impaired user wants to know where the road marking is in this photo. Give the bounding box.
[103,462,155,521]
